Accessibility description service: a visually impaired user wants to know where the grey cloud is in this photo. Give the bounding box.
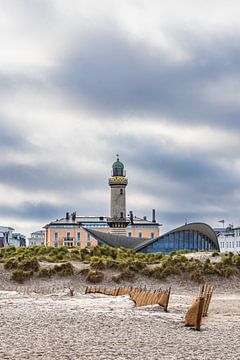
[0,200,107,223]
[0,201,65,221]
[0,162,106,192]
[53,27,240,129]
[100,134,240,227]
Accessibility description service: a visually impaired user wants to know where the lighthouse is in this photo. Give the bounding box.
[107,155,129,235]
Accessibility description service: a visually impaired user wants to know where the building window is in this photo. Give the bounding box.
[138,232,142,238]
[77,232,81,241]
[64,241,73,247]
[128,232,132,237]
[54,242,58,248]
[67,232,71,239]
[87,233,91,246]
[150,232,154,239]
[54,232,58,241]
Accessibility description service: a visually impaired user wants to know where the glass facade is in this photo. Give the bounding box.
[139,229,217,254]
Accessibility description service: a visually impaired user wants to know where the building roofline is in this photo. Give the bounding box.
[135,222,219,251]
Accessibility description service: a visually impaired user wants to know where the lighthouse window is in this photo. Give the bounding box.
[120,212,123,218]
[120,189,123,195]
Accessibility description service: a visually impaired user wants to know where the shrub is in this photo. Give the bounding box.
[18,257,39,272]
[86,270,104,283]
[161,265,181,278]
[38,267,54,278]
[233,255,240,268]
[4,257,19,270]
[104,259,120,270]
[221,255,233,266]
[140,267,153,277]
[221,266,237,278]
[11,269,33,283]
[212,251,220,257]
[152,266,163,280]
[128,260,146,272]
[90,258,106,270]
[53,262,74,276]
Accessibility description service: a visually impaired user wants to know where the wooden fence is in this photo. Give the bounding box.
[185,283,214,330]
[85,286,171,312]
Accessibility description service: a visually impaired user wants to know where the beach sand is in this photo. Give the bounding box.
[0,272,239,360]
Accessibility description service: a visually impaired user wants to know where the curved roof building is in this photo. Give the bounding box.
[85,222,219,254]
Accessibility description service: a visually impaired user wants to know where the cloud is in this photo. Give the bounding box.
[53,26,240,130]
[1,1,240,236]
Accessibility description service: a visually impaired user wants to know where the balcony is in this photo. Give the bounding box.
[107,217,129,228]
[62,237,75,242]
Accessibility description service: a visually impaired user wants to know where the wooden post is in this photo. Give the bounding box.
[195,296,205,331]
[164,287,171,312]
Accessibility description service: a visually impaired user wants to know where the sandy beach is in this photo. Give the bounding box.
[0,272,239,360]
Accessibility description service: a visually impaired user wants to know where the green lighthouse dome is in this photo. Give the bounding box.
[112,158,124,169]
[112,155,125,176]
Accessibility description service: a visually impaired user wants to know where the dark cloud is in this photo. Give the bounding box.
[0,201,64,221]
[0,199,107,224]
[53,27,240,129]
[0,162,106,192]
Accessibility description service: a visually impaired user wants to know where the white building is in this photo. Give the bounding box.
[0,226,14,247]
[217,226,240,254]
[27,230,45,246]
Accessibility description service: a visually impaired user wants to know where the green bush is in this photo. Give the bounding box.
[38,267,54,278]
[221,266,237,278]
[233,255,240,268]
[90,258,106,270]
[140,267,153,277]
[11,269,33,283]
[152,266,163,280]
[221,255,233,266]
[4,257,19,270]
[18,257,39,272]
[53,262,74,276]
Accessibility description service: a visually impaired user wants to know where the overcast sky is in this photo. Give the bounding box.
[1,0,240,236]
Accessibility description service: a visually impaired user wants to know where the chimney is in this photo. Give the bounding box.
[129,211,134,224]
[143,216,147,220]
[152,209,156,223]
[72,212,76,221]
[66,212,70,221]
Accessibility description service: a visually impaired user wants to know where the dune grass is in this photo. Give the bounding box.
[1,245,240,283]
